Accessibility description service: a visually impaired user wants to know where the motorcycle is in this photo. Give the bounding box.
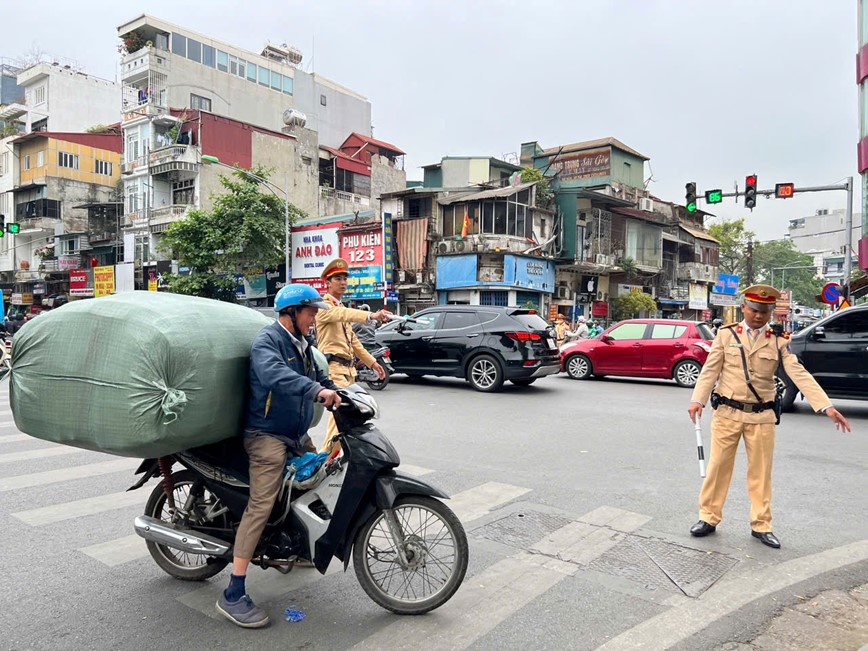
[130,384,468,615]
[356,346,394,391]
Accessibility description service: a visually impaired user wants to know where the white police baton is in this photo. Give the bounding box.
[693,416,707,478]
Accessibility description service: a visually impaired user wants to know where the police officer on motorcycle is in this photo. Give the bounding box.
[216,284,341,629]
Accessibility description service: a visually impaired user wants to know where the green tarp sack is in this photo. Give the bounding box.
[9,292,276,458]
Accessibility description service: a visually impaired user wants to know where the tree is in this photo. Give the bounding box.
[751,239,823,306]
[707,218,755,277]
[612,291,657,320]
[158,165,306,301]
[520,167,554,207]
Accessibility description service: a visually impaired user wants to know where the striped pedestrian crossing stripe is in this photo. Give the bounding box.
[0,434,29,444]
[0,445,83,464]
[448,481,531,523]
[12,490,143,525]
[354,506,651,651]
[0,420,18,428]
[78,462,440,568]
[0,457,138,492]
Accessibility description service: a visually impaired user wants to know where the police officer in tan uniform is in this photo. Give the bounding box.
[316,258,391,451]
[688,284,851,548]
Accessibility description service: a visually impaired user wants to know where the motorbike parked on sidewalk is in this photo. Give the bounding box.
[356,346,394,391]
[130,384,468,615]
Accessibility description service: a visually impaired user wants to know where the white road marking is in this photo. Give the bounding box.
[0,420,18,428]
[79,535,147,567]
[0,446,82,464]
[354,505,653,650]
[399,463,434,476]
[448,481,531,523]
[12,490,144,525]
[597,539,868,651]
[0,434,29,444]
[0,458,138,491]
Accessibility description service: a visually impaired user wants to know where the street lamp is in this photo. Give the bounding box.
[201,155,290,284]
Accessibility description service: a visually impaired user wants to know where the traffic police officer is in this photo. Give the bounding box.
[687,284,851,548]
[316,258,391,451]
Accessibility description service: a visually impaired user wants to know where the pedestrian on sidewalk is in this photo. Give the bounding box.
[573,316,590,340]
[687,284,851,549]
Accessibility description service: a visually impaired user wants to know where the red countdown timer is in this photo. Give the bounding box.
[775,182,795,198]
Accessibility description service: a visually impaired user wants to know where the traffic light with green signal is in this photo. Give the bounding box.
[685,182,697,213]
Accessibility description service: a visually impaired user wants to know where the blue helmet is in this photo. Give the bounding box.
[274,284,329,312]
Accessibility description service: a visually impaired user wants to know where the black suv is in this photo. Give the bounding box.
[780,303,868,410]
[374,306,560,392]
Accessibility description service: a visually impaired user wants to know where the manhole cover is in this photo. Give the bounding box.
[587,536,738,597]
[471,510,574,549]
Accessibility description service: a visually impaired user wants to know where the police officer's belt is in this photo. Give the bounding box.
[326,354,353,367]
[714,394,776,413]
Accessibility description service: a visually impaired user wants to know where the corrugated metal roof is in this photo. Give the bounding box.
[344,132,405,155]
[541,136,648,161]
[13,131,123,153]
[679,224,719,243]
[437,181,536,205]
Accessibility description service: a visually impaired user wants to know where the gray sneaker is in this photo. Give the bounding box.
[216,593,270,628]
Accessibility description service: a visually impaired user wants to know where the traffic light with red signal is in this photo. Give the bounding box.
[745,174,758,210]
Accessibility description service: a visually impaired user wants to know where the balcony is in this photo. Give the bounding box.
[121,46,171,82]
[319,186,370,206]
[678,262,717,283]
[121,156,148,176]
[16,199,61,220]
[149,145,199,177]
[150,204,189,226]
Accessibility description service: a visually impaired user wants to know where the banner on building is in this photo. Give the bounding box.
[57,255,80,271]
[340,226,385,301]
[688,283,708,310]
[70,269,93,297]
[383,212,394,287]
[94,266,115,297]
[710,293,739,306]
[713,273,739,295]
[548,149,611,182]
[291,225,339,281]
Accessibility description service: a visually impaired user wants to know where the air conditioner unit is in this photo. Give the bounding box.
[451,240,466,253]
[437,242,449,255]
[639,197,654,212]
[556,286,570,299]
[397,269,407,282]
[596,291,608,301]
[594,254,610,265]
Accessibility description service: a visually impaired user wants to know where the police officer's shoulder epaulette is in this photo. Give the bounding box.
[719,323,738,330]
[780,331,790,339]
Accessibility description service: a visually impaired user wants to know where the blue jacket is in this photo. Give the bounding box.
[244,320,336,443]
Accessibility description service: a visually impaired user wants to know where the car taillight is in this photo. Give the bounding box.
[694,341,712,353]
[504,331,541,342]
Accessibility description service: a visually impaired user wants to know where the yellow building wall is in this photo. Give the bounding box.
[18,138,121,188]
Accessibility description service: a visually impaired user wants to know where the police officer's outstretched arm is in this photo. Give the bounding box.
[779,339,851,432]
[688,331,727,421]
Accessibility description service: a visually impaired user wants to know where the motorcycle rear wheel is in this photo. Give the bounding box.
[353,495,468,615]
[144,469,230,581]
[365,365,391,391]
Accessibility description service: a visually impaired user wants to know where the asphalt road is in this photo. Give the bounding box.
[1,371,866,650]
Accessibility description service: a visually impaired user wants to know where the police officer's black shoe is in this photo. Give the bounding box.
[690,520,716,537]
[751,530,781,548]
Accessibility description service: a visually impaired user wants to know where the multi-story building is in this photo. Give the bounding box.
[2,131,122,307]
[787,208,863,283]
[117,15,371,148]
[381,156,557,313]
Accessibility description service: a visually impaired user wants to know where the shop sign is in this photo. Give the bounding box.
[591,301,609,317]
[713,273,739,295]
[57,255,80,271]
[69,269,93,297]
[94,266,115,297]
[10,293,33,306]
[291,225,339,281]
[32,283,45,294]
[688,283,708,310]
[340,226,385,300]
[548,148,611,182]
[710,293,739,306]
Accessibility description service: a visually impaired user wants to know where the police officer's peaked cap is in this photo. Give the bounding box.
[321,258,350,280]
[741,284,780,310]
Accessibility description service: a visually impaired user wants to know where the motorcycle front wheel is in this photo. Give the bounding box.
[353,495,468,615]
[364,365,391,391]
[144,469,230,581]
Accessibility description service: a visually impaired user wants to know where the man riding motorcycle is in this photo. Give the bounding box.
[217,283,341,629]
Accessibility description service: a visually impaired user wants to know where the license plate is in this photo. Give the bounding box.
[546,338,557,350]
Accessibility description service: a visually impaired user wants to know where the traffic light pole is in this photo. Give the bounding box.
[705,177,854,300]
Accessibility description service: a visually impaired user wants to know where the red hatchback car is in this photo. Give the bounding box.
[560,319,714,387]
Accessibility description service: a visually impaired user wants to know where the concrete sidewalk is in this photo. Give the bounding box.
[717,582,868,650]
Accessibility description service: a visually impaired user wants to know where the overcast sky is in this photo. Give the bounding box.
[6,0,860,241]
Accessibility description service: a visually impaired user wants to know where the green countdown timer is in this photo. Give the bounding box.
[705,189,723,204]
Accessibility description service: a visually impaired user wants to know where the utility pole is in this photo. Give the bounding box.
[746,240,754,285]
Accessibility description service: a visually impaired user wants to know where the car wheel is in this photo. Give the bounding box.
[466,354,504,392]
[566,354,592,380]
[673,360,702,388]
[510,378,536,387]
[780,377,798,412]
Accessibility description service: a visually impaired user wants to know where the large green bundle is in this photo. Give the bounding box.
[10,292,273,458]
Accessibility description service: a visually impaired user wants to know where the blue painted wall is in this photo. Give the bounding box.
[436,254,555,293]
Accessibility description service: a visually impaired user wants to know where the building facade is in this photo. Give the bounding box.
[857,0,868,272]
[788,208,863,285]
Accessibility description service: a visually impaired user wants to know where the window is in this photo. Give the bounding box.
[480,291,509,307]
[0,152,6,176]
[62,238,76,255]
[401,312,441,331]
[23,155,31,171]
[171,33,186,57]
[442,312,478,330]
[155,33,169,51]
[823,312,868,339]
[186,38,202,63]
[407,197,431,219]
[650,324,687,339]
[126,133,140,162]
[95,160,113,176]
[217,50,228,72]
[320,93,327,106]
[247,62,257,82]
[202,44,215,68]
[607,323,648,341]
[258,65,270,86]
[58,152,79,170]
[283,76,293,95]
[33,85,46,106]
[37,151,44,167]
[229,54,238,76]
[190,93,211,111]
[494,201,506,233]
[270,70,281,91]
[172,178,195,205]
[237,58,247,79]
